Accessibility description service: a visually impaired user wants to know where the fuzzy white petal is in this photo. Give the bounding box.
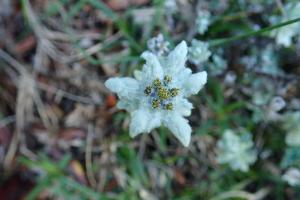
[276,26,295,47]
[182,71,207,96]
[165,41,188,74]
[141,51,164,79]
[174,98,193,117]
[129,109,162,137]
[117,99,138,112]
[171,68,192,88]
[133,70,142,81]
[163,113,191,147]
[105,77,139,99]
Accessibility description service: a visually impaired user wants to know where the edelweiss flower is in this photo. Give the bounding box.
[147,34,170,56]
[164,0,178,15]
[188,39,211,65]
[283,111,300,147]
[217,129,257,172]
[105,41,207,146]
[283,168,300,186]
[207,54,227,75]
[195,10,211,35]
[272,2,300,47]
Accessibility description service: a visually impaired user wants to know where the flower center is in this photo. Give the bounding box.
[144,75,180,110]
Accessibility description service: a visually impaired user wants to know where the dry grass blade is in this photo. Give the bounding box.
[22,0,70,63]
[85,124,97,189]
[23,0,120,65]
[210,188,271,200]
[0,49,98,104]
[4,74,34,170]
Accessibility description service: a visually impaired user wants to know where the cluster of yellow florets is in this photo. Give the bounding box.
[144,75,180,110]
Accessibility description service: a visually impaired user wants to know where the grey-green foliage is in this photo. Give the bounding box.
[195,9,211,35]
[281,147,300,168]
[241,44,281,75]
[271,1,300,47]
[283,111,300,147]
[206,54,227,75]
[188,39,211,65]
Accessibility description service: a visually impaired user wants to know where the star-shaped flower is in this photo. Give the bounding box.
[272,2,300,47]
[188,39,211,65]
[195,10,211,35]
[217,129,257,172]
[105,41,207,146]
[283,111,300,147]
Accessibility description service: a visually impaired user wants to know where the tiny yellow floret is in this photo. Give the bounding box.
[152,99,160,109]
[153,79,162,88]
[165,103,173,110]
[164,75,172,83]
[157,87,170,100]
[170,88,180,97]
[144,86,152,95]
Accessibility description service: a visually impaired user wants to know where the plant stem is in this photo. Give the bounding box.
[209,17,300,47]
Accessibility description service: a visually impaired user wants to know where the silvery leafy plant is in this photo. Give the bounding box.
[282,168,300,186]
[217,129,257,172]
[283,111,300,147]
[195,9,211,35]
[188,39,211,65]
[147,34,170,56]
[105,41,207,146]
[271,2,300,47]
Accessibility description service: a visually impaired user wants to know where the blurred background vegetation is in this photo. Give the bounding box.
[0,0,300,199]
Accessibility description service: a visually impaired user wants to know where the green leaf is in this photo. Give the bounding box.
[117,146,148,185]
[210,17,300,47]
[25,178,51,200]
[58,154,72,169]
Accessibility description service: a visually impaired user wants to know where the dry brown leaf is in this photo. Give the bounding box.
[65,104,95,127]
[59,128,86,141]
[0,126,12,148]
[30,123,51,145]
[14,35,36,54]
[173,168,186,185]
[70,160,87,184]
[106,95,117,108]
[57,128,86,149]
